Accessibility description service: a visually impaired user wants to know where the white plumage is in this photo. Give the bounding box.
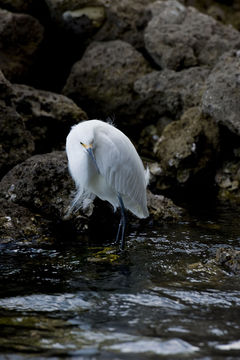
[66,119,149,249]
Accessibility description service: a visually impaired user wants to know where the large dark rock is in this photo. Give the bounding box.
[45,0,154,49]
[202,50,240,136]
[11,84,88,153]
[0,151,73,220]
[94,0,154,49]
[0,9,44,82]
[144,0,240,70]
[153,107,219,190]
[0,101,34,179]
[134,67,209,121]
[63,40,151,126]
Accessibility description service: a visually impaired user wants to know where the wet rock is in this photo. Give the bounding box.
[0,198,55,246]
[202,50,240,136]
[0,151,73,220]
[45,0,106,37]
[215,157,240,204]
[147,190,183,221]
[63,40,151,125]
[153,107,219,190]
[134,67,209,121]
[216,247,240,275]
[0,9,44,82]
[11,84,87,153]
[144,0,240,70]
[0,101,34,179]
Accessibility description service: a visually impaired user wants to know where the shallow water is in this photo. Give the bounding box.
[0,205,240,359]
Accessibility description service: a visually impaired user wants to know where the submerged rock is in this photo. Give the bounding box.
[0,8,44,82]
[216,248,240,275]
[202,50,240,136]
[144,0,240,70]
[153,107,219,190]
[63,40,151,125]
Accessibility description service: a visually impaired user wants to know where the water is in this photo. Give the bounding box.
[0,206,240,359]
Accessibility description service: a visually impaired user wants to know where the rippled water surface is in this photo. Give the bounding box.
[0,206,240,359]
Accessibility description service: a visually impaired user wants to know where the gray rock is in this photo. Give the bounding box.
[63,40,151,124]
[134,67,209,120]
[144,0,240,70]
[0,9,44,81]
[153,107,219,189]
[11,84,88,153]
[202,50,240,136]
[94,0,154,49]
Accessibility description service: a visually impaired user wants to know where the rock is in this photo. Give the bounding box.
[11,84,88,153]
[0,101,34,179]
[216,247,240,274]
[45,0,106,37]
[144,0,240,70]
[63,40,151,126]
[153,107,219,190]
[134,67,209,121]
[0,198,55,246]
[0,0,34,13]
[45,0,154,48]
[202,50,240,136]
[0,8,44,82]
[94,0,154,49]
[215,157,240,204]
[0,69,13,98]
[0,151,73,220]
[147,190,183,221]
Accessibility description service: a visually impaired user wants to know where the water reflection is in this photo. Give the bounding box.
[0,206,240,358]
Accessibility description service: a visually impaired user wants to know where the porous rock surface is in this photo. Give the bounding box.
[63,40,151,123]
[144,0,240,70]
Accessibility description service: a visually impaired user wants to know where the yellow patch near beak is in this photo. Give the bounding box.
[81,142,93,149]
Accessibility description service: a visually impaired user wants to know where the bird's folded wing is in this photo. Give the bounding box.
[95,130,145,204]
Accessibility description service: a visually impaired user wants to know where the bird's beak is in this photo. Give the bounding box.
[85,145,100,174]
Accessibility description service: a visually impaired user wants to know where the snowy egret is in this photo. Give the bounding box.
[66,119,149,250]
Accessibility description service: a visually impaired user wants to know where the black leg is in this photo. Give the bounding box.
[117,195,126,251]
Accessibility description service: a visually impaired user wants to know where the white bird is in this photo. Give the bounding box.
[66,119,149,250]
